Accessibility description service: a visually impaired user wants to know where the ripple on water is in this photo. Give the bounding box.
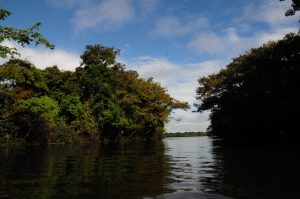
[147,191,234,199]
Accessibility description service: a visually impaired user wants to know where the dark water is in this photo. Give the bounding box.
[1,137,300,199]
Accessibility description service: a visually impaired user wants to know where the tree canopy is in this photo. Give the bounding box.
[0,45,188,143]
[195,33,300,142]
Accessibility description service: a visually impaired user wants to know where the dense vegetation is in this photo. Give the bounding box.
[195,33,300,141]
[0,8,188,144]
[164,132,207,137]
[0,47,188,143]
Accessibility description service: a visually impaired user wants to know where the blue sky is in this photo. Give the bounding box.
[1,0,299,132]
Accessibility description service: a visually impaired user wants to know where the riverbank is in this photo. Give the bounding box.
[164,132,207,137]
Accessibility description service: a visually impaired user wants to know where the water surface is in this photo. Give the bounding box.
[1,137,300,198]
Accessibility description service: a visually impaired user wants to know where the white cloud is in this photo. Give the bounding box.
[256,0,298,27]
[189,27,298,56]
[152,16,209,37]
[188,32,225,55]
[233,0,298,27]
[166,110,210,133]
[126,57,223,92]
[49,0,159,31]
[230,27,298,55]
[125,56,225,132]
[255,27,298,43]
[1,41,80,71]
[71,0,135,31]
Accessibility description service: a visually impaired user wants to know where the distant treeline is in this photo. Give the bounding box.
[164,132,207,137]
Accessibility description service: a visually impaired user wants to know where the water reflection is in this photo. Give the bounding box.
[2,137,299,199]
[164,137,300,199]
[164,137,215,192]
[202,139,300,199]
[0,142,173,199]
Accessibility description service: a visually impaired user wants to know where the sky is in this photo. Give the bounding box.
[1,0,299,132]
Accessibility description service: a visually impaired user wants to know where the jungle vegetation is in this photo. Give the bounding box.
[0,8,188,144]
[195,33,300,141]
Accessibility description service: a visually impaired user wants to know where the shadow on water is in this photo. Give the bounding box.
[0,142,174,199]
[199,139,300,199]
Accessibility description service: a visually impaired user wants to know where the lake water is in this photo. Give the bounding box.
[1,136,300,199]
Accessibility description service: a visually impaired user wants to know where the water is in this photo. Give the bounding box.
[1,137,300,199]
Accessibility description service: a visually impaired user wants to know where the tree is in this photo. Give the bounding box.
[195,33,300,141]
[16,96,60,142]
[43,66,79,101]
[80,45,119,67]
[115,70,189,139]
[0,43,188,143]
[78,44,189,141]
[78,45,123,139]
[0,8,54,58]
[0,86,18,142]
[59,95,97,137]
[281,0,300,34]
[0,59,48,142]
[280,0,300,17]
[0,7,54,142]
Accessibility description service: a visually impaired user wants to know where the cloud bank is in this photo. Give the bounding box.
[1,41,80,71]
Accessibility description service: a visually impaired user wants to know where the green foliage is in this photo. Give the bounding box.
[195,33,300,141]
[115,69,189,139]
[0,7,188,144]
[0,59,48,142]
[0,8,54,58]
[0,86,17,142]
[0,44,188,143]
[74,44,187,141]
[43,66,79,101]
[50,122,76,144]
[80,44,120,66]
[18,96,60,125]
[60,95,97,136]
[0,59,48,98]
[16,96,60,142]
[78,45,126,141]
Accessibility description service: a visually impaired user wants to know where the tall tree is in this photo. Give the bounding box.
[195,33,300,141]
[0,43,188,143]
